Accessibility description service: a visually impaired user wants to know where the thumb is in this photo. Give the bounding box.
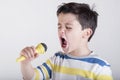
[34,53,39,58]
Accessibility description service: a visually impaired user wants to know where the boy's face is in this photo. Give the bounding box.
[58,13,85,54]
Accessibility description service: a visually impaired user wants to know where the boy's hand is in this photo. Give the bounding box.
[20,46,39,63]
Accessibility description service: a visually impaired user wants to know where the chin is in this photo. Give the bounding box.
[62,48,70,54]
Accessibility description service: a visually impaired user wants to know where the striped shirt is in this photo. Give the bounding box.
[33,51,113,80]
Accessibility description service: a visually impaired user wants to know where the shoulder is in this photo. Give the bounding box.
[91,56,113,79]
[86,53,113,78]
[84,52,111,67]
[85,57,110,67]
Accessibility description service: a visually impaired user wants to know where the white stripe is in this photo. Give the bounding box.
[52,72,76,80]
[52,72,92,80]
[96,66,112,75]
[51,52,111,74]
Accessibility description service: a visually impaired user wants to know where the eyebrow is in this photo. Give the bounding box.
[57,23,73,26]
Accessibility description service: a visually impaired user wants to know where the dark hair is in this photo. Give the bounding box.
[57,2,98,41]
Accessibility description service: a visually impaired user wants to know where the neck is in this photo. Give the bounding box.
[69,43,91,57]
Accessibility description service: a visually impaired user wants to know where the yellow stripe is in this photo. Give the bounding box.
[41,66,49,80]
[34,68,40,80]
[46,60,54,69]
[54,64,94,79]
[45,59,112,80]
[53,64,112,80]
[97,75,113,80]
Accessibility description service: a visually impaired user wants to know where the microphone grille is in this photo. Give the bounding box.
[41,43,47,51]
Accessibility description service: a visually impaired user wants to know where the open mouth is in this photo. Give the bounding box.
[61,37,67,48]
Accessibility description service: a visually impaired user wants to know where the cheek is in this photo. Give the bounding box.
[67,31,81,43]
[58,31,61,37]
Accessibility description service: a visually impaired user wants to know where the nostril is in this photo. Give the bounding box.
[61,30,65,35]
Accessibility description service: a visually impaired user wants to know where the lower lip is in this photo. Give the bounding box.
[61,42,68,49]
[62,44,67,48]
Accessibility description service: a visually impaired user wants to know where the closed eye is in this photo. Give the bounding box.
[58,25,62,30]
[58,26,61,29]
[66,26,72,29]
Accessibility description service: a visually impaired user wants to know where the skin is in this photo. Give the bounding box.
[58,13,92,57]
[20,13,92,80]
[20,46,38,80]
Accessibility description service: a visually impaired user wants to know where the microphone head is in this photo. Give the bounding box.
[35,43,47,54]
[41,43,47,52]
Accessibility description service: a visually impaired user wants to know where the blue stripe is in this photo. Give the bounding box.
[78,58,110,67]
[37,66,45,80]
[43,63,52,78]
[55,52,65,58]
[55,52,110,67]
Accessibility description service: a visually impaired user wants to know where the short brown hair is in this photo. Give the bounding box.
[57,2,98,41]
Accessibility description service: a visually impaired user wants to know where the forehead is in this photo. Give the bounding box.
[58,13,78,24]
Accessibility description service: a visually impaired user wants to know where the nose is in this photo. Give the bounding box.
[59,27,65,35]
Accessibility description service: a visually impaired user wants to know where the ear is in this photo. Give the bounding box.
[82,28,93,39]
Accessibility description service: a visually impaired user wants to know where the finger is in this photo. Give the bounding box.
[21,47,32,59]
[30,46,35,58]
[31,46,39,59]
[25,47,34,59]
[20,48,28,58]
[34,53,39,58]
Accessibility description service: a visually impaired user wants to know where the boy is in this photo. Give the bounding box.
[20,2,113,80]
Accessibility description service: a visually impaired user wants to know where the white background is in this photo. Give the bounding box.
[0,0,120,80]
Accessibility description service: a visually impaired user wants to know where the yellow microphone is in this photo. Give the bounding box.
[16,43,47,62]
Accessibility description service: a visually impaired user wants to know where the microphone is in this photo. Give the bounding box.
[16,43,47,62]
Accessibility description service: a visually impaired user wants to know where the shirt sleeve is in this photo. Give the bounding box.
[32,54,56,80]
[95,65,113,80]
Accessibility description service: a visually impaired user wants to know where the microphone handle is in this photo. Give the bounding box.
[16,43,45,62]
[16,56,26,62]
